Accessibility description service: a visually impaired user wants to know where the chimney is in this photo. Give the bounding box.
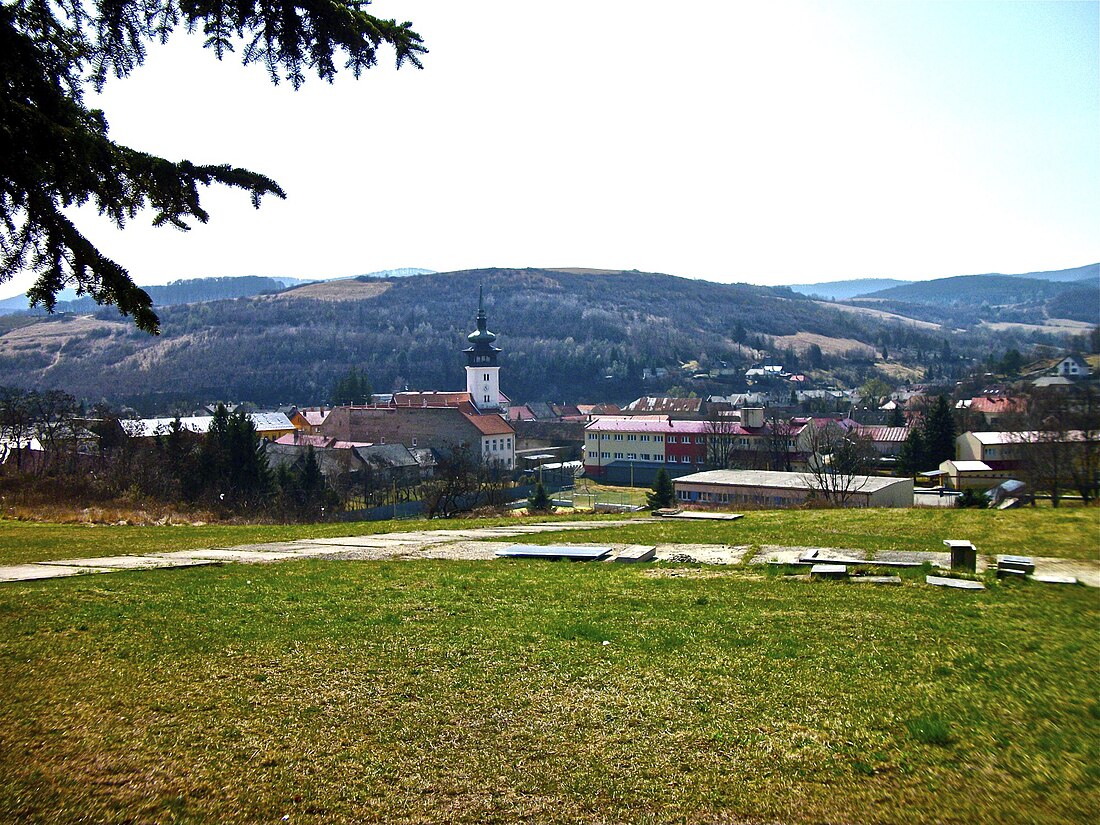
[743,407,765,428]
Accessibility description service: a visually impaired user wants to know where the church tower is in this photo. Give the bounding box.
[464,286,502,412]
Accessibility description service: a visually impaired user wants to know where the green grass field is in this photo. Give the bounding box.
[1,559,1097,823]
[2,506,1096,566]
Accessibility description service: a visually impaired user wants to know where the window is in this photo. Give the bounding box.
[484,395,491,404]
[679,490,689,500]
[641,435,650,442]
[627,453,636,460]
[694,436,704,444]
[655,435,663,442]
[506,438,511,448]
[411,438,417,447]
[484,373,490,381]
[614,434,624,441]
[682,436,691,444]
[627,434,636,441]
[614,452,624,459]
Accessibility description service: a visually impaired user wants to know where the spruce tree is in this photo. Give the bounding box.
[922,395,957,466]
[646,469,676,510]
[1,2,426,332]
[527,482,554,514]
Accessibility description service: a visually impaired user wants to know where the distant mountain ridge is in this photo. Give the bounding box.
[786,278,913,300]
[786,263,1098,302]
[851,266,1099,325]
[0,269,436,315]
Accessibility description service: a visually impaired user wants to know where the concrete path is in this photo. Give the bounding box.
[0,520,646,583]
[2,519,1094,587]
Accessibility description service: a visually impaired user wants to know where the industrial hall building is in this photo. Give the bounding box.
[322,290,517,469]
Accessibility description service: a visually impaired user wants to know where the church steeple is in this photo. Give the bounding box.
[464,285,501,367]
[464,286,502,411]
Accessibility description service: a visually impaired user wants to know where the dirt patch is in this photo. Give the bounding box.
[769,331,875,358]
[817,301,945,331]
[267,279,392,301]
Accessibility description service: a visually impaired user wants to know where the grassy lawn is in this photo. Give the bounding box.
[0,560,1096,823]
[539,507,1100,561]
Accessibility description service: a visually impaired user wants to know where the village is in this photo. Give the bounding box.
[2,293,1096,520]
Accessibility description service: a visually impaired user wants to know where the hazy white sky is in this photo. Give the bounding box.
[6,0,1099,298]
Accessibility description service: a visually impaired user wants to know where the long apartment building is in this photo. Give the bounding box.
[583,410,879,484]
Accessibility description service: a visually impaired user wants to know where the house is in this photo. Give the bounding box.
[851,424,911,456]
[354,444,422,490]
[290,407,330,434]
[964,396,1027,428]
[1054,355,1090,379]
[937,459,1012,491]
[956,429,1096,471]
[673,469,913,509]
[508,405,537,422]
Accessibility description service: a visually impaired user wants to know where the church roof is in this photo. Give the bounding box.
[457,402,515,435]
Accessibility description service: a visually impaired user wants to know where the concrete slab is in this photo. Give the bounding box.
[658,511,744,521]
[1032,574,1078,585]
[811,564,849,580]
[0,564,116,582]
[852,575,903,585]
[926,575,985,590]
[40,555,213,570]
[613,545,657,563]
[157,549,296,563]
[300,537,425,549]
[206,542,321,554]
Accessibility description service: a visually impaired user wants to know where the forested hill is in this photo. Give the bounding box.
[1,268,884,407]
[0,268,1055,410]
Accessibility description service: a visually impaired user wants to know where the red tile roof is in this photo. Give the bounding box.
[457,402,516,435]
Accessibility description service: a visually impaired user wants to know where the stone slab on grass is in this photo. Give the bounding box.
[216,542,325,554]
[658,511,744,521]
[301,536,433,547]
[852,575,903,586]
[612,545,657,563]
[1032,574,1079,585]
[157,548,298,563]
[810,564,849,580]
[40,555,216,570]
[926,575,985,590]
[0,564,116,582]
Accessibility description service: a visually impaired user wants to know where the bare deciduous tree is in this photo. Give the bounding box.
[801,422,878,505]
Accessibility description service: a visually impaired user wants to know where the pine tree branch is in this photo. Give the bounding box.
[0,1,425,332]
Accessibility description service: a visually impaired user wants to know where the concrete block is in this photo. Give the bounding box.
[613,545,656,563]
[926,575,985,590]
[810,564,848,580]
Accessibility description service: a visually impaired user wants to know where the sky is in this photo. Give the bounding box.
[5,0,1099,298]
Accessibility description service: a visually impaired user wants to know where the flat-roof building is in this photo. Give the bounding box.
[673,469,913,509]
